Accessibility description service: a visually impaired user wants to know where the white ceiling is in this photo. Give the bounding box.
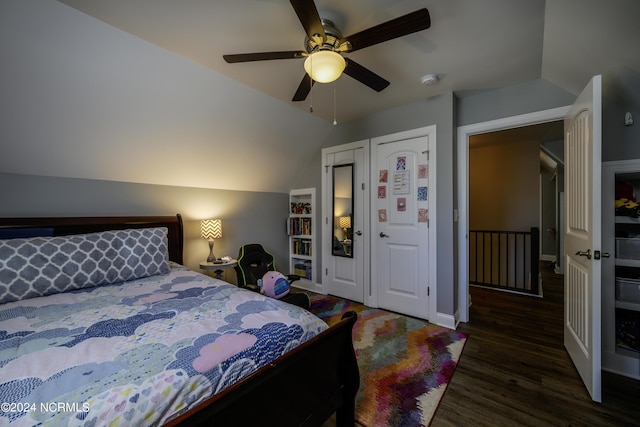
[57,0,640,123]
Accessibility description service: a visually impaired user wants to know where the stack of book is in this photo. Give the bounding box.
[289,218,312,236]
[293,260,312,280]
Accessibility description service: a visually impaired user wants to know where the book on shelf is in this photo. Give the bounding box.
[292,239,312,256]
[293,260,312,280]
[289,218,312,236]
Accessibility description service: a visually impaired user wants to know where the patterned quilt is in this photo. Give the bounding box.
[0,263,327,426]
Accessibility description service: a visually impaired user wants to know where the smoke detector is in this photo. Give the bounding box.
[420,74,439,86]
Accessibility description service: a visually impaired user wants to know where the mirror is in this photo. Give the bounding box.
[332,163,354,258]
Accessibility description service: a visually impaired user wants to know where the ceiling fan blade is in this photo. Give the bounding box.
[343,58,390,92]
[341,8,431,52]
[223,51,305,63]
[292,73,315,101]
[290,0,325,45]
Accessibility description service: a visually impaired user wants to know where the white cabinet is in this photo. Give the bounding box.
[288,188,315,291]
[602,161,640,379]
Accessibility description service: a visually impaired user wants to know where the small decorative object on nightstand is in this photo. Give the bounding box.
[200,258,237,280]
[201,219,222,263]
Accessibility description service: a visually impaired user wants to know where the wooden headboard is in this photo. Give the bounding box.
[0,214,184,264]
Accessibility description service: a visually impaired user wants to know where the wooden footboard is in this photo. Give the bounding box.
[165,311,360,427]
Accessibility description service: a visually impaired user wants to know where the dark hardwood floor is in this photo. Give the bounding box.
[432,262,640,427]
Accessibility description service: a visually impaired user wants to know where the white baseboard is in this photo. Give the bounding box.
[540,254,556,262]
[291,281,323,294]
[435,311,457,330]
[603,350,640,380]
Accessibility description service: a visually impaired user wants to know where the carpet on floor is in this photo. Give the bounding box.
[310,294,467,427]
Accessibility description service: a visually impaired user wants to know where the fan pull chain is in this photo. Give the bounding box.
[308,55,313,113]
[333,82,337,125]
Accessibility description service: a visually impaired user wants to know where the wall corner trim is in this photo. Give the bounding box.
[435,311,457,330]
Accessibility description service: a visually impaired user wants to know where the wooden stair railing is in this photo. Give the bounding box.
[469,227,540,295]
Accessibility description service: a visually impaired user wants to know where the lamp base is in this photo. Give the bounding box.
[207,240,217,263]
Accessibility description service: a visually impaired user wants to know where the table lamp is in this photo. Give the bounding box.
[339,216,351,240]
[201,219,222,263]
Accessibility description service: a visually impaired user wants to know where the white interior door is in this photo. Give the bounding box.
[564,75,602,402]
[371,129,435,320]
[322,142,368,302]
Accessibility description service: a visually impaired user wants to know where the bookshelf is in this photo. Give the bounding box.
[288,188,315,290]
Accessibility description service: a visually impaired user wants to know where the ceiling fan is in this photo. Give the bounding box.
[223,0,431,102]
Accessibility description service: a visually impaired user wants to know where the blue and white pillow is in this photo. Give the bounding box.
[0,227,170,304]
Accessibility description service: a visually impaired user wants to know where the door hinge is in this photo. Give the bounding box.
[325,217,328,225]
[362,183,365,190]
[427,287,430,296]
[325,165,329,173]
[325,267,328,275]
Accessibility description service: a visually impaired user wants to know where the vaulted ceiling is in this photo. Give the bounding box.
[58,0,640,123]
[3,1,639,194]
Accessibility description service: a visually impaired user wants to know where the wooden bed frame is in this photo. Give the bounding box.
[0,214,359,427]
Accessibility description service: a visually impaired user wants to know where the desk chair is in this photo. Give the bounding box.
[234,243,310,310]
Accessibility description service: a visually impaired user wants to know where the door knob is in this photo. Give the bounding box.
[380,232,389,238]
[355,230,362,236]
[575,249,592,259]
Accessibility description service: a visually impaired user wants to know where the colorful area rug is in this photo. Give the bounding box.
[310,294,467,427]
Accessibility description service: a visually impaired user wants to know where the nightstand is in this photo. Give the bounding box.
[200,259,238,280]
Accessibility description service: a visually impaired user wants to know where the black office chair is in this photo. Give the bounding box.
[234,243,310,310]
[332,235,347,256]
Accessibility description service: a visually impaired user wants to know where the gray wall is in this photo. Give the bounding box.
[457,79,576,126]
[602,68,640,161]
[0,173,289,280]
[0,0,332,194]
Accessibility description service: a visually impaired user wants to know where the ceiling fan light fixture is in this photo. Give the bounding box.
[304,50,345,83]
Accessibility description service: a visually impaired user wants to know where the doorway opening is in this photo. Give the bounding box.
[457,106,570,323]
[468,121,563,297]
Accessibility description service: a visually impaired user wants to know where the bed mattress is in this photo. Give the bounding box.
[0,263,327,426]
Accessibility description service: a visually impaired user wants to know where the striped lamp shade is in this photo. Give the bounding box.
[339,216,351,229]
[201,219,222,239]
